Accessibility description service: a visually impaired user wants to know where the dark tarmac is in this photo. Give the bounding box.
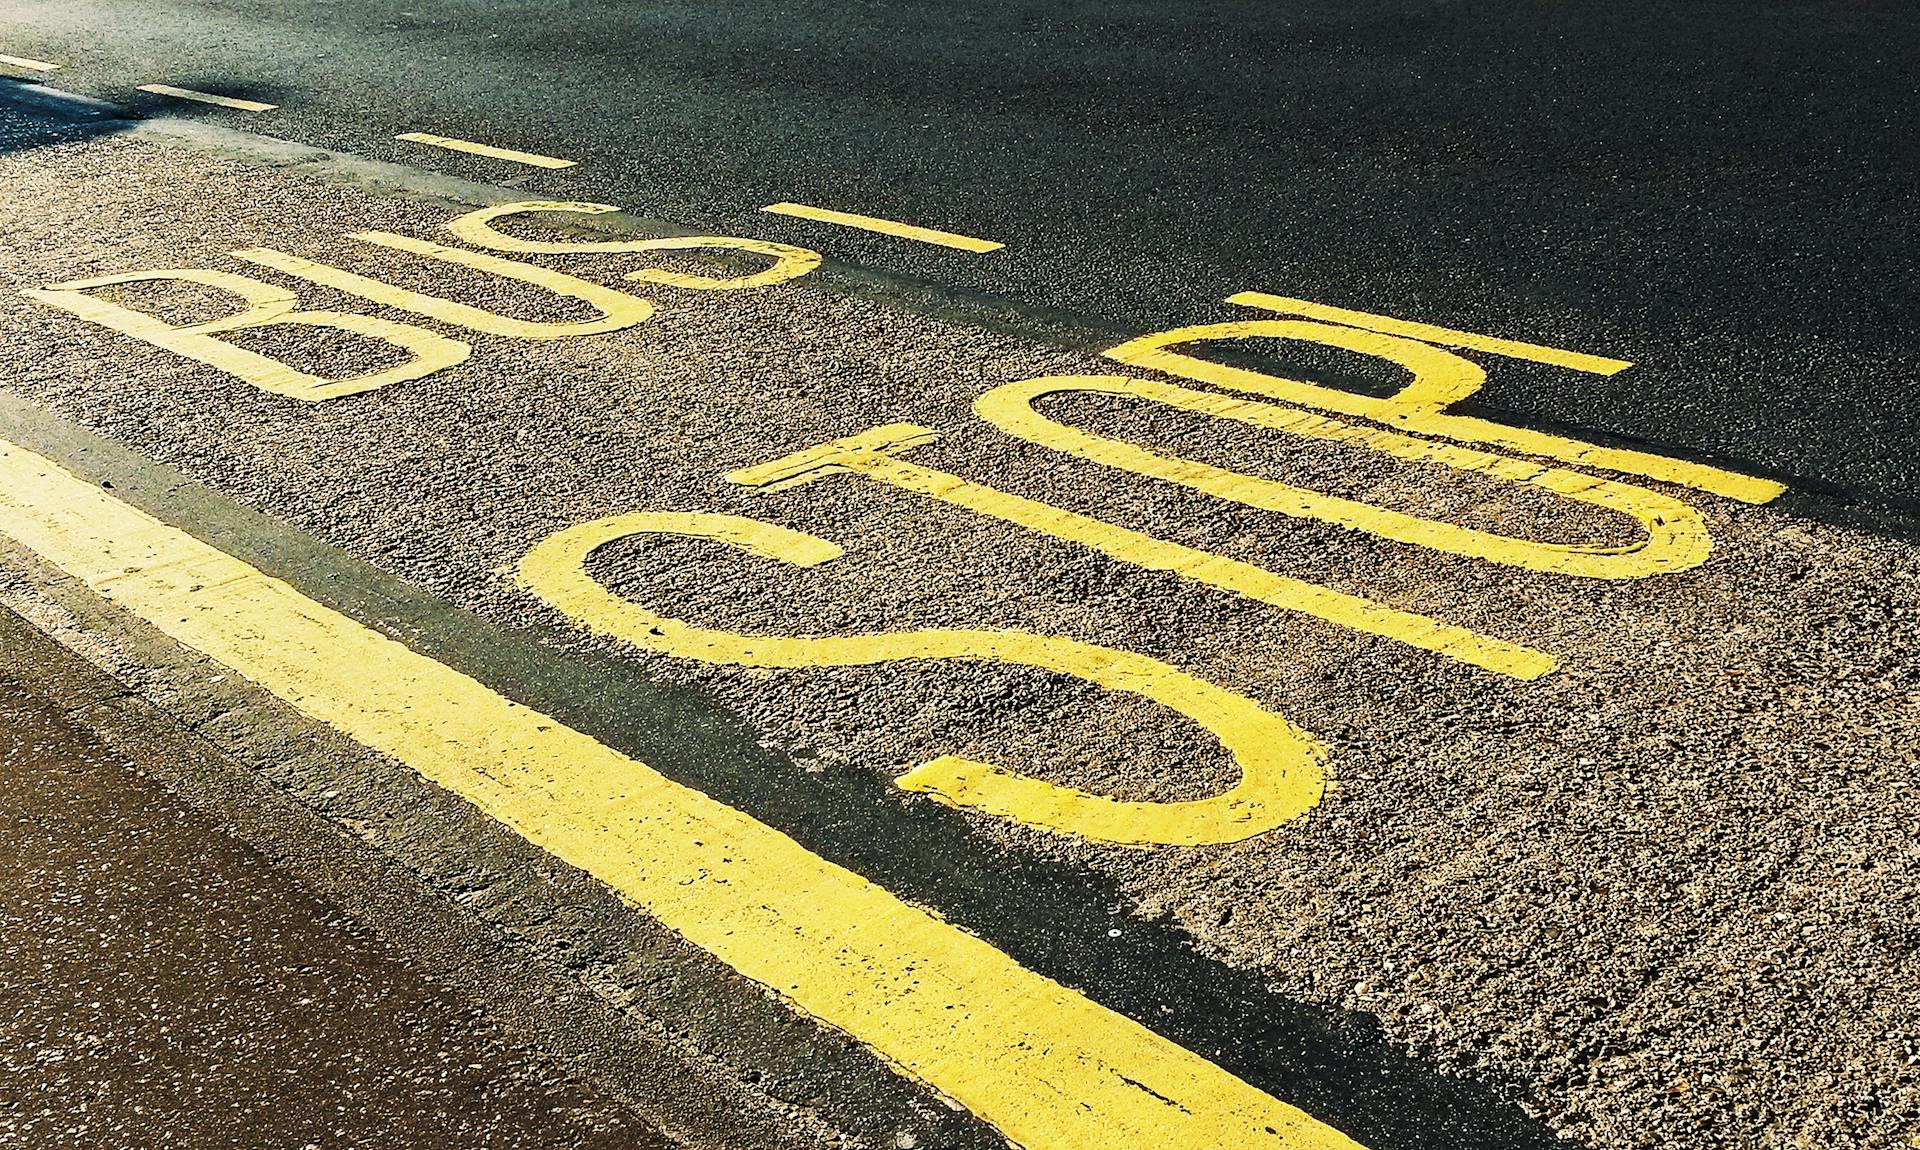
[1,1,1917,505]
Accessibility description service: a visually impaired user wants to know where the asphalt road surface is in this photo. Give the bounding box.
[3,0,1920,507]
[0,5,1915,1150]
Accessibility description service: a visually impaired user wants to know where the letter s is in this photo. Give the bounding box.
[516,510,1327,848]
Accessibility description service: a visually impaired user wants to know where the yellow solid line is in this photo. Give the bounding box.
[0,437,1364,1150]
[395,131,575,169]
[1228,291,1634,376]
[136,83,277,112]
[763,202,1003,253]
[0,53,61,72]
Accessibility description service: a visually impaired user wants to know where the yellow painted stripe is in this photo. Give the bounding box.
[136,84,277,112]
[0,53,61,72]
[974,374,1713,580]
[0,437,1364,1150]
[518,511,1327,848]
[1228,291,1633,376]
[729,424,1557,681]
[763,202,1003,253]
[395,131,575,169]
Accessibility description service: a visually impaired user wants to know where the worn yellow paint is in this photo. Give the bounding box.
[233,233,655,339]
[24,268,470,401]
[395,131,575,169]
[519,511,1326,847]
[727,424,1556,680]
[0,53,61,72]
[1105,314,1786,505]
[763,201,1003,253]
[0,438,1366,1150]
[446,201,823,291]
[1229,291,1634,376]
[976,374,1713,579]
[136,83,276,112]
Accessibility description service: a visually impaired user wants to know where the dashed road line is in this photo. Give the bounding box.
[0,436,1367,1150]
[0,53,62,73]
[136,83,277,112]
[763,201,1003,252]
[395,131,576,169]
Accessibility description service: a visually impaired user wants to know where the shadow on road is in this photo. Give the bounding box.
[0,73,290,155]
[0,76,130,153]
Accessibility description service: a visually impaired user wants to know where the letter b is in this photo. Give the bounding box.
[26,268,470,401]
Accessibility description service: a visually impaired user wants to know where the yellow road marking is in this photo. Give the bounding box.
[395,131,575,169]
[975,374,1713,580]
[0,437,1364,1150]
[446,201,824,291]
[1229,291,1634,376]
[728,424,1557,680]
[519,511,1326,847]
[0,53,61,72]
[1106,315,1786,505]
[233,232,656,339]
[136,84,277,112]
[25,268,469,401]
[763,202,1003,253]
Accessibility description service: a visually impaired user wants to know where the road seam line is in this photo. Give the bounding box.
[395,131,576,169]
[763,201,1003,252]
